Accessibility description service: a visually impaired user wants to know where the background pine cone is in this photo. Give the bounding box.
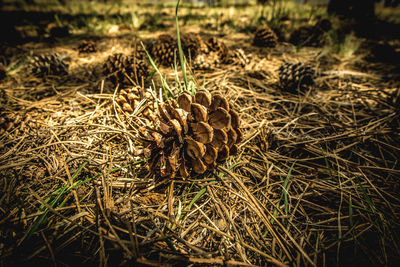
[181,32,209,59]
[29,53,69,77]
[229,48,249,67]
[139,89,242,178]
[151,34,177,66]
[133,40,149,61]
[192,53,220,70]
[103,53,149,86]
[289,19,332,47]
[315,19,332,32]
[78,40,97,54]
[279,61,315,91]
[206,37,230,63]
[253,25,278,48]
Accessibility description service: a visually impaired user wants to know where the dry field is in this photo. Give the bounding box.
[1,0,400,266]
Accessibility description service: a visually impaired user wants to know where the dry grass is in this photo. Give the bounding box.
[1,1,400,266]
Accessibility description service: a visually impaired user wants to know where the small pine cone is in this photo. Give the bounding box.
[151,34,177,66]
[117,86,157,124]
[290,19,331,47]
[29,53,69,77]
[253,25,278,48]
[315,19,332,32]
[289,26,313,46]
[279,61,315,91]
[78,40,97,54]
[103,53,149,85]
[181,32,209,59]
[192,53,220,70]
[139,89,242,178]
[229,48,249,67]
[206,37,230,63]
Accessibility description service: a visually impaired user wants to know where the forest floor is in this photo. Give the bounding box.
[1,1,400,266]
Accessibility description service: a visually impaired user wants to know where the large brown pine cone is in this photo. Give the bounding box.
[253,25,278,48]
[151,34,177,66]
[103,53,149,85]
[138,89,242,178]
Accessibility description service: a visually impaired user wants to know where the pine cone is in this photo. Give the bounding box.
[29,53,69,77]
[279,61,315,91]
[289,26,314,46]
[78,40,97,54]
[229,48,249,67]
[253,25,278,48]
[151,34,177,66]
[289,19,331,47]
[103,53,149,85]
[315,19,332,32]
[117,86,157,125]
[206,37,230,63]
[139,89,242,178]
[192,53,220,70]
[181,32,209,59]
[133,41,149,60]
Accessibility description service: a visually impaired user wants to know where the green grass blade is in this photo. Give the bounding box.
[22,159,144,243]
[22,160,90,242]
[264,162,295,236]
[282,162,295,215]
[355,178,376,214]
[185,187,207,212]
[140,42,174,99]
[175,0,187,90]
